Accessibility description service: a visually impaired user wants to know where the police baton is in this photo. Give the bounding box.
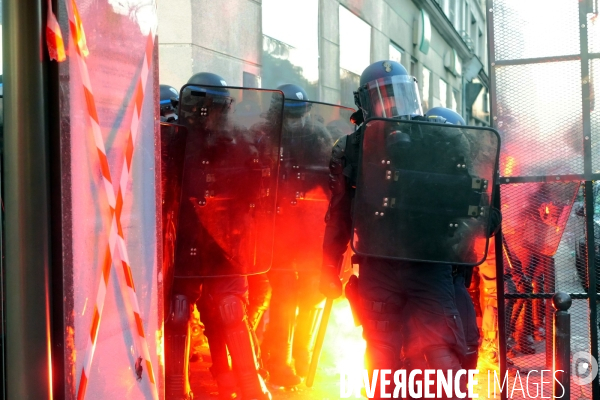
[305,297,333,387]
[306,256,346,387]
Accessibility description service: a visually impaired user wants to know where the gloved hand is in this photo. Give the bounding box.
[319,264,342,299]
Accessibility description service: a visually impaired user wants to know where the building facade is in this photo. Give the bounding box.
[157,0,490,124]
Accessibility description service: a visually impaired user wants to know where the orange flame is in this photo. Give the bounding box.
[503,156,516,176]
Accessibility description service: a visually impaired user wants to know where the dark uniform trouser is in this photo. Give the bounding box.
[197,277,250,376]
[167,276,269,399]
[263,268,323,377]
[358,259,467,399]
[454,274,480,369]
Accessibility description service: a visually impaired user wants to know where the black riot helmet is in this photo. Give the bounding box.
[355,60,423,120]
[424,107,466,125]
[188,72,228,87]
[182,72,233,114]
[277,83,311,117]
[159,84,179,122]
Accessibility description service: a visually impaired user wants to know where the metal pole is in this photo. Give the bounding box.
[305,297,333,388]
[545,257,556,369]
[3,0,53,398]
[578,0,600,397]
[552,292,571,400]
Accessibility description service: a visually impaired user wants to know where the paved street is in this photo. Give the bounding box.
[190,212,598,400]
[191,299,365,399]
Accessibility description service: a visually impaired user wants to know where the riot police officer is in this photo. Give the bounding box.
[320,61,471,398]
[166,72,273,400]
[261,84,335,387]
[424,106,482,371]
[160,84,179,122]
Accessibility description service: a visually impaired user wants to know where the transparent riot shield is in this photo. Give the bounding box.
[351,118,500,265]
[272,100,355,272]
[160,123,188,307]
[174,85,284,277]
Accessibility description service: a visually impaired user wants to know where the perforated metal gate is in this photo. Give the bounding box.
[488,0,600,398]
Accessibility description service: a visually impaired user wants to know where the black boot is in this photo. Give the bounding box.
[262,275,301,387]
[207,334,239,400]
[165,294,193,400]
[218,295,272,400]
[264,313,300,387]
[210,367,239,400]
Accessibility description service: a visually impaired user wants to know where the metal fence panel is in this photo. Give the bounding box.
[489,0,599,398]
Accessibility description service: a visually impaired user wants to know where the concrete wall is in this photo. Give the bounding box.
[319,0,341,104]
[158,0,261,89]
[158,0,484,117]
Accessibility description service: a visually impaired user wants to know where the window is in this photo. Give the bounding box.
[479,29,485,60]
[452,89,460,112]
[422,67,431,112]
[463,1,469,32]
[410,57,418,80]
[262,0,319,98]
[470,13,477,48]
[439,79,448,108]
[389,42,404,64]
[339,6,371,75]
[440,0,449,16]
[242,72,261,88]
[483,89,489,113]
[449,0,459,27]
[340,69,360,109]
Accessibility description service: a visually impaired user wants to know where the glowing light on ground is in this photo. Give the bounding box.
[321,298,366,380]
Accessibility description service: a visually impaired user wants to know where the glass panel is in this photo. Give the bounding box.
[422,67,431,112]
[261,0,319,99]
[339,6,371,75]
[452,89,459,112]
[340,68,360,109]
[439,79,448,108]
[352,119,500,265]
[61,1,160,396]
[389,42,403,64]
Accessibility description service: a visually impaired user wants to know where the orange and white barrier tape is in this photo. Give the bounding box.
[45,0,66,62]
[63,1,159,399]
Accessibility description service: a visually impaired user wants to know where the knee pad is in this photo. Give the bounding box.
[218,295,248,327]
[167,294,191,331]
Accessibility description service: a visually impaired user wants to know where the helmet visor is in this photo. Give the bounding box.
[180,85,233,109]
[364,75,423,118]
